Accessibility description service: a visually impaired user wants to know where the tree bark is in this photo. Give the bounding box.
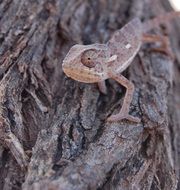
[0,0,179,189]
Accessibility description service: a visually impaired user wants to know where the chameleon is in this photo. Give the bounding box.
[62,11,180,123]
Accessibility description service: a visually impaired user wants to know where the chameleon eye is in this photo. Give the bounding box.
[81,49,97,68]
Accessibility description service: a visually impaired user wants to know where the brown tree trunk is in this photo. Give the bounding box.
[0,0,179,189]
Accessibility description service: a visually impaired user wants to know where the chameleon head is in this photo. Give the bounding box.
[62,44,111,83]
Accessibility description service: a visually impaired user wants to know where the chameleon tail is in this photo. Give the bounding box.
[143,11,180,32]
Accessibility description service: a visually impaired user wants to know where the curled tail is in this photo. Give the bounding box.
[143,11,180,32]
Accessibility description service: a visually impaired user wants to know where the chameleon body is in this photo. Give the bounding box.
[62,12,180,122]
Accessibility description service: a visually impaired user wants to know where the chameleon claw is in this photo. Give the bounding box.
[107,113,141,123]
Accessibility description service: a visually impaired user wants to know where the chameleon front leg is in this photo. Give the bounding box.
[107,73,140,123]
[97,81,107,94]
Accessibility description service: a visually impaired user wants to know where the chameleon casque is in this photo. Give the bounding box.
[62,12,180,123]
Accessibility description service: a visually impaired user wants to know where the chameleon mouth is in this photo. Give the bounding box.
[62,65,102,83]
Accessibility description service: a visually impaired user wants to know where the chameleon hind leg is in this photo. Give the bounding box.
[142,33,174,59]
[107,73,140,123]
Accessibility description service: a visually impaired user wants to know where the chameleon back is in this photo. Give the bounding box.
[107,18,142,73]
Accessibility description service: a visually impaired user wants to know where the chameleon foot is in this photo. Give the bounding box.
[107,113,141,123]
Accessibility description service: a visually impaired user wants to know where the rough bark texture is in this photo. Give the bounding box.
[0,0,179,190]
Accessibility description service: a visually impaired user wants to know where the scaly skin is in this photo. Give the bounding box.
[62,11,180,122]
